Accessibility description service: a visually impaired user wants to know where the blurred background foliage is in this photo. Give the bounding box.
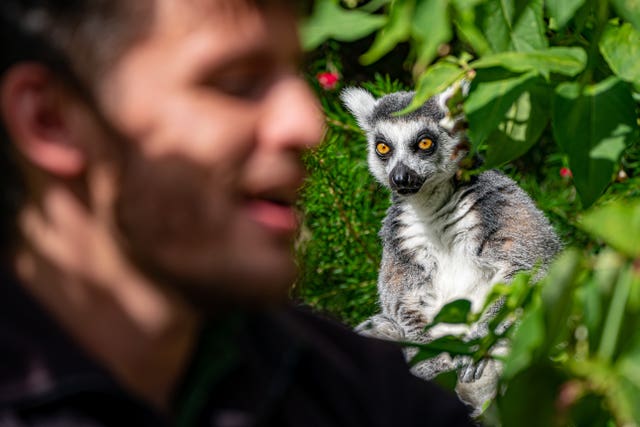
[294,0,640,424]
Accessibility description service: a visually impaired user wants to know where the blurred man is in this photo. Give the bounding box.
[0,0,473,425]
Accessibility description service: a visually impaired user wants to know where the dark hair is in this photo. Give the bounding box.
[0,1,157,254]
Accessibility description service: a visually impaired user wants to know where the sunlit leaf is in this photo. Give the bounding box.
[471,47,587,78]
[600,23,640,85]
[483,79,550,167]
[581,201,640,258]
[482,0,547,53]
[432,299,473,324]
[464,68,537,148]
[552,77,638,208]
[300,0,387,50]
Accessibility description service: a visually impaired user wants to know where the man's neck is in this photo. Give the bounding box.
[13,188,201,411]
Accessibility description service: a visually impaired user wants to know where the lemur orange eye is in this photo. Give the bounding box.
[376,142,391,155]
[418,138,434,150]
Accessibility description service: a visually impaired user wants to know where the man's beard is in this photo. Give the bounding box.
[111,150,295,312]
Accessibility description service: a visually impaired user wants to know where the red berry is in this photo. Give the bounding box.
[317,71,339,90]
[560,167,572,178]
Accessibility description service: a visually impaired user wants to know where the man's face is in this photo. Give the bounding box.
[86,0,323,305]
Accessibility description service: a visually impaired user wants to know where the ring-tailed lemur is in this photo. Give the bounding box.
[341,85,561,413]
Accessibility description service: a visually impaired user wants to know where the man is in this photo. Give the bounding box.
[0,0,474,425]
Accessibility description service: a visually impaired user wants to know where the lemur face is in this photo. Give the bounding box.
[341,88,467,196]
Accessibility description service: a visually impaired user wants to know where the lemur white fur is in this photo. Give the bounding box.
[341,86,561,414]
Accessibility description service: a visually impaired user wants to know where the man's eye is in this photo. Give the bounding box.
[208,75,271,99]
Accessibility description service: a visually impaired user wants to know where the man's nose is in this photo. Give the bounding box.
[258,76,324,152]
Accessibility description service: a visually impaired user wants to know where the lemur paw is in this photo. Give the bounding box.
[456,356,489,383]
[455,358,501,416]
[355,314,405,341]
[410,353,456,380]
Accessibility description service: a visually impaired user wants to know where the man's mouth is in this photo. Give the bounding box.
[244,194,298,234]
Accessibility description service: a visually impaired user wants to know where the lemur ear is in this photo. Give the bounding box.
[340,87,377,131]
[437,79,470,134]
[436,79,470,112]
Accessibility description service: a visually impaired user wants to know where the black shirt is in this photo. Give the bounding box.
[0,271,474,426]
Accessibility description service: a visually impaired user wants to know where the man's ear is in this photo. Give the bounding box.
[0,63,86,177]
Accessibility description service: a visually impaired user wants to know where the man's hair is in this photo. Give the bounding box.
[0,0,303,254]
[0,0,156,254]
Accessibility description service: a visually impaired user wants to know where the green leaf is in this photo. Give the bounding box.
[617,376,640,425]
[611,0,640,32]
[497,363,565,427]
[451,1,491,56]
[598,264,634,361]
[502,300,545,380]
[581,201,640,258]
[552,77,638,208]
[360,0,392,13]
[617,335,640,390]
[581,250,626,350]
[483,79,550,167]
[408,335,480,365]
[432,299,473,324]
[471,47,587,78]
[600,23,640,85]
[300,0,387,50]
[412,0,452,68]
[433,370,458,391]
[360,0,415,65]
[540,249,583,353]
[464,68,538,148]
[481,0,547,53]
[397,61,465,114]
[546,0,586,29]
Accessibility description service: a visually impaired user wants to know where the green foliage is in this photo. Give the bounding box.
[404,208,640,425]
[552,77,636,207]
[298,0,640,424]
[295,73,408,324]
[300,0,386,50]
[301,0,640,208]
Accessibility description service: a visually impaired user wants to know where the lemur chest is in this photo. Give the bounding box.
[393,201,498,312]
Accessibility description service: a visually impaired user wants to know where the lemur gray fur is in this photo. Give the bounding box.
[341,85,561,413]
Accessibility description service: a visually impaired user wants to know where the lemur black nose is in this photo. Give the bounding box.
[389,163,425,195]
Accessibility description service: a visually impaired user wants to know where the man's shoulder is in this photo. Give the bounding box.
[253,305,474,426]
[276,306,415,375]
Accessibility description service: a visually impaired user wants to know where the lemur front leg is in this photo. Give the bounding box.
[355,313,405,341]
